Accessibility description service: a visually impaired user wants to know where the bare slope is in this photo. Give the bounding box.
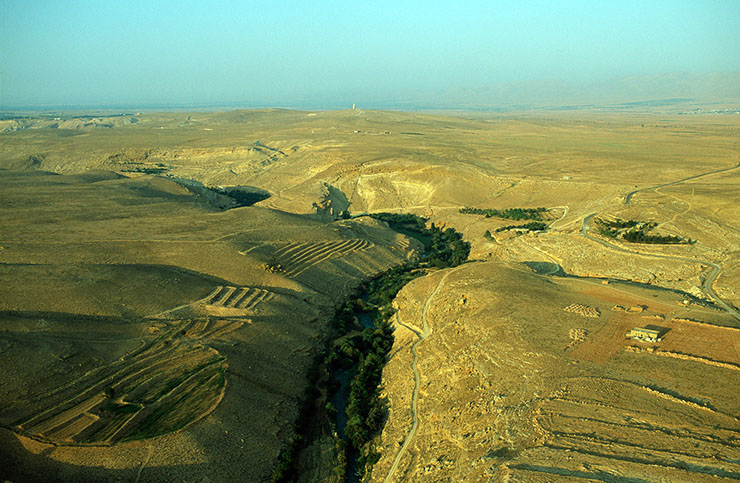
[3,109,739,307]
[374,262,740,482]
[0,170,416,482]
[2,108,740,481]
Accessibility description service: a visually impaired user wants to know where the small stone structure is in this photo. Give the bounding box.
[569,328,588,342]
[626,327,661,342]
[642,314,665,321]
[563,303,600,318]
[566,328,588,349]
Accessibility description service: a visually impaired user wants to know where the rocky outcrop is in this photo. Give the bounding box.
[313,182,350,221]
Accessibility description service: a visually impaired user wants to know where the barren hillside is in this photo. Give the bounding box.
[1,108,739,481]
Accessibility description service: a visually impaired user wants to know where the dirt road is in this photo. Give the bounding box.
[581,213,740,322]
[624,161,740,204]
[383,265,465,483]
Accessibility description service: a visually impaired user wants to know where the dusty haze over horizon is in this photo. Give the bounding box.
[1,1,739,110]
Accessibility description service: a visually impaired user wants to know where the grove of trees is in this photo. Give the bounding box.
[459,206,547,220]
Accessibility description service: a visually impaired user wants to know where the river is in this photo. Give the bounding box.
[329,303,375,482]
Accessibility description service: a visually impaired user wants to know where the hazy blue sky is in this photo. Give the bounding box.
[1,0,739,108]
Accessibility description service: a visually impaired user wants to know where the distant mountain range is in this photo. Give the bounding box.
[396,72,740,110]
[2,72,737,113]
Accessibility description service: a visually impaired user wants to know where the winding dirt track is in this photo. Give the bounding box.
[547,205,569,230]
[581,213,740,322]
[383,265,466,483]
[381,161,740,481]
[624,161,740,204]
[581,160,740,322]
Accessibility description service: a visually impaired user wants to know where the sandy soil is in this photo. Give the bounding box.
[2,108,740,481]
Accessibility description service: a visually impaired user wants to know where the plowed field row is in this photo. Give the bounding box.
[13,318,230,445]
[273,239,373,277]
[527,391,740,481]
[205,286,273,310]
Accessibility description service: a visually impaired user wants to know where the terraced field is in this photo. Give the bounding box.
[373,261,740,482]
[522,378,740,481]
[202,285,274,311]
[272,238,374,277]
[0,167,419,481]
[12,318,239,445]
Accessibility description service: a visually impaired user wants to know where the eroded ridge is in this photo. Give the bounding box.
[272,239,374,277]
[13,318,239,445]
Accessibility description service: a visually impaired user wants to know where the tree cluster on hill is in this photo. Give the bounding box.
[495,221,548,233]
[596,218,652,238]
[120,163,169,174]
[622,230,689,244]
[206,186,270,207]
[369,212,428,232]
[595,217,692,245]
[460,206,547,220]
[600,218,644,229]
[369,213,470,269]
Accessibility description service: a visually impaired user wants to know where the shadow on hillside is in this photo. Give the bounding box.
[0,428,210,482]
[522,261,564,276]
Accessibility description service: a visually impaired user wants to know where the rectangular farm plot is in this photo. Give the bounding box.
[565,280,740,365]
[569,313,637,363]
[571,315,740,366]
[658,320,740,365]
[576,283,680,315]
